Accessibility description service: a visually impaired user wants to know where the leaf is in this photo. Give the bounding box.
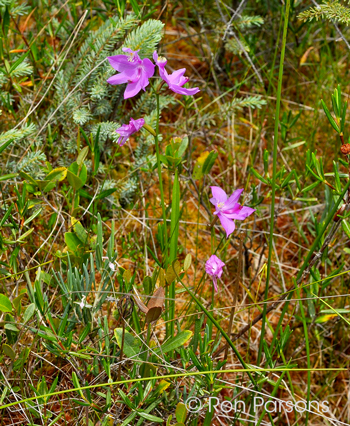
[315,314,338,323]
[17,228,34,243]
[2,344,15,360]
[23,208,42,226]
[67,170,84,190]
[282,141,306,151]
[183,254,192,271]
[72,372,85,399]
[96,188,116,200]
[13,292,26,315]
[5,323,19,332]
[342,221,350,239]
[157,380,171,394]
[133,287,148,313]
[71,219,88,245]
[143,276,152,295]
[176,402,187,423]
[202,150,218,175]
[192,151,209,180]
[299,46,314,66]
[0,294,12,312]
[114,329,141,359]
[45,167,67,183]
[77,146,89,166]
[146,287,165,324]
[23,303,35,324]
[19,171,37,185]
[166,260,181,284]
[321,100,340,133]
[155,330,192,355]
[65,232,84,253]
[138,412,163,422]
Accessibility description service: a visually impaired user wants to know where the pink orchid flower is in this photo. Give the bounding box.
[153,51,200,96]
[115,117,145,146]
[210,186,255,237]
[205,255,225,292]
[107,48,155,99]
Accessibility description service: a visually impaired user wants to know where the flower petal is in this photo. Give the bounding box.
[107,73,130,85]
[170,86,200,96]
[225,189,244,209]
[225,206,255,221]
[108,55,136,71]
[130,118,145,132]
[124,80,143,99]
[211,186,228,203]
[167,68,187,84]
[143,58,155,78]
[218,213,235,237]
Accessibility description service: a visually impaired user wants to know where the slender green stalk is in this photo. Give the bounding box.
[258,0,291,365]
[296,286,310,426]
[153,91,171,337]
[154,92,168,264]
[169,168,180,340]
[1,368,345,411]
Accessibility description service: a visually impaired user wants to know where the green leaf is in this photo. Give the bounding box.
[0,173,18,182]
[23,303,35,324]
[137,412,163,422]
[183,254,192,271]
[114,328,141,359]
[13,292,26,315]
[202,150,218,175]
[72,220,88,245]
[155,330,192,355]
[0,138,15,154]
[23,208,42,226]
[321,99,340,133]
[46,167,67,183]
[67,170,84,190]
[77,146,89,166]
[166,260,181,284]
[2,344,15,360]
[96,188,116,200]
[65,232,84,253]
[129,0,140,15]
[175,402,187,423]
[301,181,320,193]
[5,323,19,332]
[72,372,85,399]
[250,167,269,184]
[282,141,306,151]
[0,294,12,312]
[342,221,350,239]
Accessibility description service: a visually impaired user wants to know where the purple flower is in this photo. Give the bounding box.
[153,51,200,96]
[205,255,225,292]
[107,48,155,99]
[210,186,255,238]
[115,117,145,146]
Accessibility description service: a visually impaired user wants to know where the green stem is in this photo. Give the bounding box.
[258,0,291,365]
[154,92,168,264]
